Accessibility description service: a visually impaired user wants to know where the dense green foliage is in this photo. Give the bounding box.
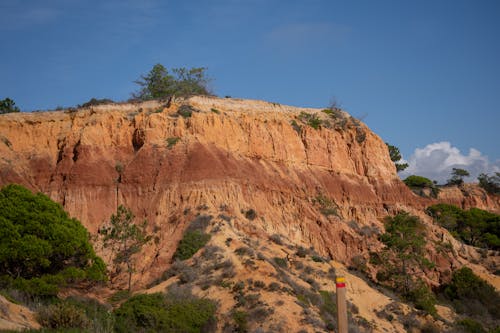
[386,143,408,172]
[379,213,433,291]
[455,318,487,333]
[133,64,211,100]
[426,204,500,249]
[0,97,20,114]
[99,205,151,291]
[403,175,439,198]
[442,267,500,318]
[114,292,216,333]
[404,175,434,188]
[0,184,106,296]
[372,212,436,315]
[173,215,212,261]
[174,231,211,261]
[447,168,470,186]
[478,172,500,195]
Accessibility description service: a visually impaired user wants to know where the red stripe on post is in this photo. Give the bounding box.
[336,283,346,288]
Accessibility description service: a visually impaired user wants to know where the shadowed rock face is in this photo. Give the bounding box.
[0,96,497,287]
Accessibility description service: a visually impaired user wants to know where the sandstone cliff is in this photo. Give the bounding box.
[1,96,499,332]
[0,97,497,283]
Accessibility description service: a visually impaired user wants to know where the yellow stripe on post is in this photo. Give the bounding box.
[336,276,348,333]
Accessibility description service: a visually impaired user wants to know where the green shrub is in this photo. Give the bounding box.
[177,105,195,118]
[404,175,439,198]
[273,257,287,268]
[269,234,283,245]
[404,175,434,188]
[166,137,181,149]
[314,194,339,217]
[232,310,248,333]
[210,108,220,114]
[426,204,500,249]
[37,301,89,329]
[456,318,487,333]
[0,184,106,296]
[244,209,257,220]
[307,115,322,129]
[174,231,211,260]
[298,112,323,130]
[311,255,324,263]
[65,296,114,333]
[318,290,337,328]
[295,246,308,258]
[442,267,500,318]
[114,292,216,333]
[37,296,114,332]
[407,282,437,316]
[108,290,131,303]
[80,98,114,108]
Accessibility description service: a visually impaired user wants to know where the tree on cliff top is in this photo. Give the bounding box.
[132,64,211,100]
[447,168,470,186]
[0,97,20,114]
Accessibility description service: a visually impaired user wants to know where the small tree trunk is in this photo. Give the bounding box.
[127,261,132,292]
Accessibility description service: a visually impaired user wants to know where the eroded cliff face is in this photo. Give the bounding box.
[437,184,500,212]
[0,96,495,288]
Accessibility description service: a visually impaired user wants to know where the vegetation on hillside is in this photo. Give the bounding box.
[294,103,367,143]
[99,205,152,292]
[114,290,216,333]
[370,212,436,315]
[173,215,212,261]
[0,184,106,297]
[426,204,500,249]
[133,64,211,100]
[439,267,500,332]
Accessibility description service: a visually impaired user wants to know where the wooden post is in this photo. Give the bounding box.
[336,276,348,333]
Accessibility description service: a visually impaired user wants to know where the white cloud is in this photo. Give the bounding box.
[400,141,500,184]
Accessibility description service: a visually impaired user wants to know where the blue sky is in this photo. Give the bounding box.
[1,0,499,182]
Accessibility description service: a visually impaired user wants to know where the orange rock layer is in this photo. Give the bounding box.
[0,96,497,285]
